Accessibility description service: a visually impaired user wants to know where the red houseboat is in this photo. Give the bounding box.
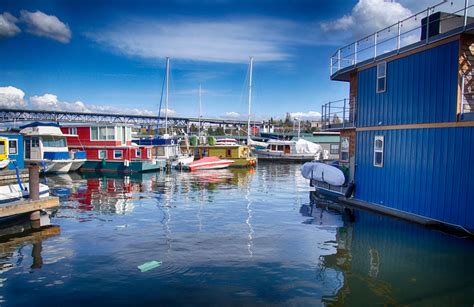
[61,124,166,173]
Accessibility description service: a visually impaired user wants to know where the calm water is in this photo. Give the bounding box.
[0,162,473,306]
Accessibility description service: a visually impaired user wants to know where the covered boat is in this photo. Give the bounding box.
[252,138,323,161]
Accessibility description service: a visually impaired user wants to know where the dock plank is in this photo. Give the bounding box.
[0,197,59,218]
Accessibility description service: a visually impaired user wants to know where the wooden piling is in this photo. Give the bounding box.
[28,165,40,201]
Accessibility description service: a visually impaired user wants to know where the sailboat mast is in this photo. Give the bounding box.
[165,57,170,135]
[247,56,253,144]
[198,84,202,136]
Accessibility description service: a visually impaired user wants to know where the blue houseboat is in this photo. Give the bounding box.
[0,133,24,170]
[320,2,474,232]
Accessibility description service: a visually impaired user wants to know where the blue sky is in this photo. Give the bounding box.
[0,0,437,120]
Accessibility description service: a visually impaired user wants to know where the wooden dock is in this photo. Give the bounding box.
[0,197,59,219]
[0,169,29,184]
[0,166,59,221]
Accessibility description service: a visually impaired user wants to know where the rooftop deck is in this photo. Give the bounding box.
[330,1,474,81]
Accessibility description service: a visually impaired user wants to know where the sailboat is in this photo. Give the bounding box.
[134,57,194,168]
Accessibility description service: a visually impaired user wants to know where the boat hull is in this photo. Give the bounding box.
[79,160,166,173]
[186,158,235,171]
[69,159,86,172]
[252,150,316,162]
[0,183,50,204]
[25,160,73,174]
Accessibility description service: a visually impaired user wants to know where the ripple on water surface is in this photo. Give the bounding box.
[0,163,473,306]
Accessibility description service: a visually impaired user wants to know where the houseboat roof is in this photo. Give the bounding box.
[330,2,474,81]
[19,122,60,129]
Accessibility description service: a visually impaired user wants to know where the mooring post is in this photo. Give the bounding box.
[29,165,40,201]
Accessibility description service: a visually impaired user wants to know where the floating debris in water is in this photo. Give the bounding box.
[138,261,162,273]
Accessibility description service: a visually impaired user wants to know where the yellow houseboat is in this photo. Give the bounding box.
[191,145,257,168]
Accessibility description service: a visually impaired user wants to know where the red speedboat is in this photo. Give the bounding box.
[185,156,234,171]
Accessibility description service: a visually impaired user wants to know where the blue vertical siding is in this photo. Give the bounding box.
[357,40,459,127]
[0,134,24,170]
[355,127,474,230]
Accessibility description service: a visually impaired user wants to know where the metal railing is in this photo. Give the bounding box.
[321,97,356,130]
[331,0,474,76]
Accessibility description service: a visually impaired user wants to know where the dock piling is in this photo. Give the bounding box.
[28,165,40,201]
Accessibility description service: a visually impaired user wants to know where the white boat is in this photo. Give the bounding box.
[252,138,323,161]
[185,156,234,171]
[20,122,85,173]
[0,183,50,205]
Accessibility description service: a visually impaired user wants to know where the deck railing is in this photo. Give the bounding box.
[331,1,474,76]
[321,98,356,130]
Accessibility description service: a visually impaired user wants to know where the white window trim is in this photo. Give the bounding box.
[146,149,151,159]
[340,137,349,162]
[330,144,340,155]
[8,139,18,155]
[98,150,107,160]
[374,135,384,167]
[376,62,387,94]
[113,150,123,160]
[91,126,117,141]
[69,127,77,135]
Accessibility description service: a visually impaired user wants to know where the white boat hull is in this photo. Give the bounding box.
[26,160,73,174]
[252,149,317,161]
[0,183,50,204]
[171,155,195,168]
[0,159,9,170]
[69,159,86,171]
[301,161,346,186]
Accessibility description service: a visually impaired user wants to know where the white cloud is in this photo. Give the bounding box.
[20,10,71,43]
[159,108,177,116]
[0,12,21,38]
[0,86,26,108]
[321,0,412,39]
[28,92,162,116]
[223,111,241,118]
[86,17,318,63]
[289,111,321,119]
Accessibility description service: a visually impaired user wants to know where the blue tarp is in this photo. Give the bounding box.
[44,151,70,160]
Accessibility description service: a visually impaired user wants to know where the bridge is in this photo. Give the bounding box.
[0,108,263,128]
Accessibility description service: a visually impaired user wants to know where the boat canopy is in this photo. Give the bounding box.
[19,122,60,129]
[294,138,323,154]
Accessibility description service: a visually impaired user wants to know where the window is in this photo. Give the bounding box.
[32,137,40,148]
[376,62,386,93]
[147,149,151,159]
[98,150,107,160]
[0,140,5,155]
[42,136,66,148]
[91,126,116,141]
[91,127,99,140]
[374,136,384,167]
[330,144,340,155]
[136,149,141,158]
[113,150,123,160]
[8,140,17,155]
[106,127,115,140]
[69,127,77,135]
[340,137,349,162]
[226,149,232,157]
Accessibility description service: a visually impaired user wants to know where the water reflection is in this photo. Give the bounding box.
[0,164,472,305]
[306,191,474,306]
